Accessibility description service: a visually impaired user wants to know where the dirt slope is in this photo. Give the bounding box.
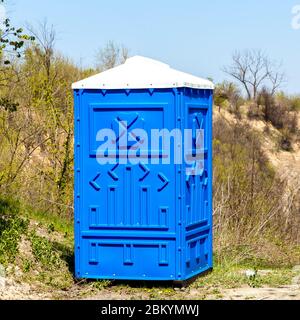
[214,108,300,186]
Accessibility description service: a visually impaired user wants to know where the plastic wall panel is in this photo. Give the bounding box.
[74,88,213,281]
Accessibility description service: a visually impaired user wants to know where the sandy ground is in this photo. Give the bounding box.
[1,284,300,300]
[218,285,300,300]
[1,273,300,300]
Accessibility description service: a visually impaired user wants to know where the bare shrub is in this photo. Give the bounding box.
[247,101,264,120]
[95,41,129,71]
[247,89,299,150]
[278,129,293,151]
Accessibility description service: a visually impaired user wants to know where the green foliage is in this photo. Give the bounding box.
[0,197,29,265]
[47,222,55,234]
[92,280,112,290]
[25,206,73,238]
[214,81,244,115]
[22,259,32,273]
[193,262,293,290]
[290,96,300,111]
[28,231,74,289]
[0,97,19,112]
[30,232,61,267]
[0,5,34,65]
[0,36,90,217]
[0,196,74,290]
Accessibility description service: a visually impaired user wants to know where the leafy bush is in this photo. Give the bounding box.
[0,197,28,265]
[30,232,61,268]
[290,96,300,111]
[29,232,74,289]
[215,81,244,117]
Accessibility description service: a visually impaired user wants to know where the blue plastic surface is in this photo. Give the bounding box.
[74,88,213,281]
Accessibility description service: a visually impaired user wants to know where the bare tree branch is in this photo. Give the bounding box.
[26,20,56,79]
[223,49,285,100]
[95,41,130,71]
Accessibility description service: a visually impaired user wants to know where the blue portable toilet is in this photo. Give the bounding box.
[72,56,214,282]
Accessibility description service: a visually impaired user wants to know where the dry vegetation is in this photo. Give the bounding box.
[213,108,300,267]
[214,63,300,266]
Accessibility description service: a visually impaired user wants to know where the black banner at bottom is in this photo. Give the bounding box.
[0,300,297,319]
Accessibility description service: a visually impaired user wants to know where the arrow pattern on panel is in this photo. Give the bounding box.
[157,172,169,192]
[139,163,150,181]
[108,163,119,181]
[89,173,101,191]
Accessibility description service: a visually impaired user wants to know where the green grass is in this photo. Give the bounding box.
[22,231,74,290]
[193,261,294,290]
[24,206,73,239]
[30,231,62,267]
[0,195,298,298]
[0,196,74,290]
[0,197,29,265]
[91,280,113,290]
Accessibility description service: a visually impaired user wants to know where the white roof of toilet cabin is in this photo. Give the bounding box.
[72,56,214,90]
